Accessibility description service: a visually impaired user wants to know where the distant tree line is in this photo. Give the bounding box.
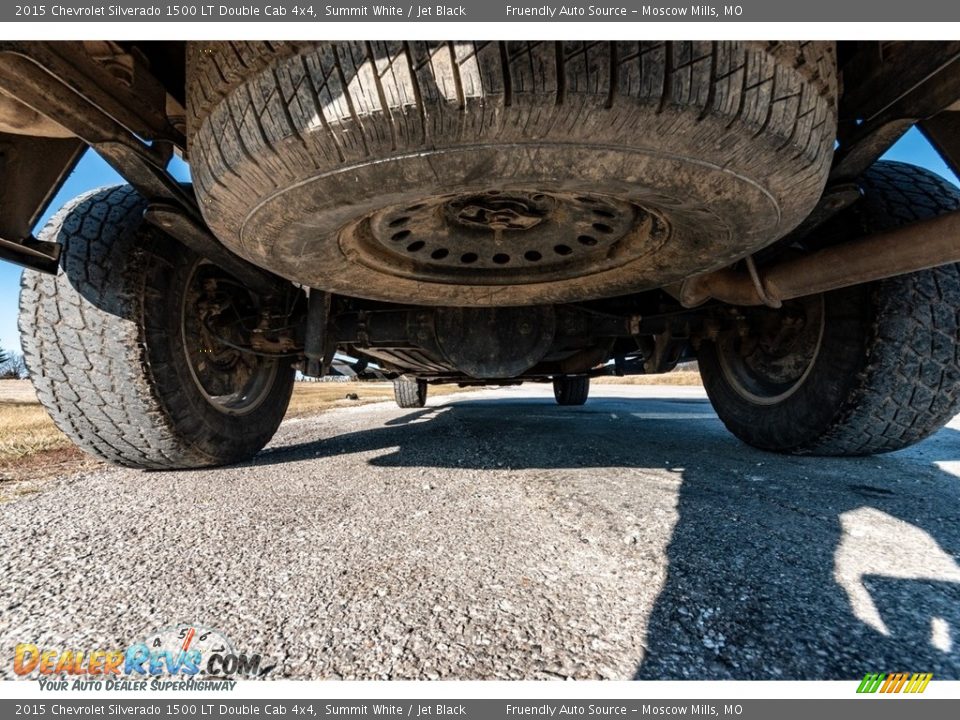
[0,344,27,379]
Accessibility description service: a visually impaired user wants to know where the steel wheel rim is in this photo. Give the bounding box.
[181,260,278,416]
[717,295,826,406]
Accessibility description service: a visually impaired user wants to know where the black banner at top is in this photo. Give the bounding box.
[3,1,960,22]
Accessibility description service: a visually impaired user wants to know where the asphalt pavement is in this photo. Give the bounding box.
[1,384,959,680]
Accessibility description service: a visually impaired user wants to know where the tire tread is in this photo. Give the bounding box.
[809,162,960,455]
[186,41,838,256]
[554,375,590,406]
[394,378,427,408]
[19,186,293,469]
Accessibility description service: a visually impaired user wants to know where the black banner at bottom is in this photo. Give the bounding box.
[1,699,956,720]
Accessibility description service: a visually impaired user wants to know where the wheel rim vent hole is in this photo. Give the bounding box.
[418,246,589,265]
[381,193,627,267]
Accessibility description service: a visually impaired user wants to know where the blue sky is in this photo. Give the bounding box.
[0,153,190,355]
[1,128,958,356]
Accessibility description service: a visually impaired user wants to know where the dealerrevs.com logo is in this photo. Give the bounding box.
[13,624,266,691]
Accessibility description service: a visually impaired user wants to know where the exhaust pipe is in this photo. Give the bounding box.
[679,208,960,308]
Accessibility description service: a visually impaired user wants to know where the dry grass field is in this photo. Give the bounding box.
[285,381,468,416]
[0,380,67,463]
[593,371,702,386]
[0,373,699,489]
[0,379,473,485]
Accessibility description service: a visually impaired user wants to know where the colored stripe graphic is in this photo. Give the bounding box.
[906,673,933,693]
[857,673,885,693]
[857,672,932,693]
[182,627,196,652]
[891,673,909,693]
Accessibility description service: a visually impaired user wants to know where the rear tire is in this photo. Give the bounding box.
[394,378,428,408]
[698,161,960,456]
[553,376,590,406]
[18,186,296,470]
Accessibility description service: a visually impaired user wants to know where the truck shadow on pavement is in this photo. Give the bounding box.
[253,392,960,679]
[633,429,960,680]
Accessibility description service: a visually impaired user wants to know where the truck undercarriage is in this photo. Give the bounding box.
[4,41,960,468]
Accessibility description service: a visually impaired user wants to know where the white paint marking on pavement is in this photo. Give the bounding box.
[630,413,718,420]
[931,616,953,652]
[934,460,960,479]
